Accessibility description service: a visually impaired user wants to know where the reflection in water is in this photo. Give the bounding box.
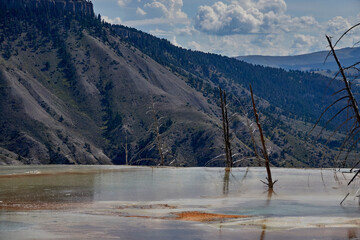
[342,172,348,181]
[237,167,249,191]
[222,167,250,195]
[321,168,326,188]
[260,224,267,240]
[260,190,275,240]
[240,167,250,182]
[333,170,342,186]
[265,189,275,206]
[223,169,230,195]
[348,228,357,239]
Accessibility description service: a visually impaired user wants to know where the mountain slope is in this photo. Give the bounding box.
[0,0,353,167]
[0,0,229,166]
[113,25,347,123]
[236,47,360,72]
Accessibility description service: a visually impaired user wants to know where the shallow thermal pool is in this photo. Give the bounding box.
[0,166,359,239]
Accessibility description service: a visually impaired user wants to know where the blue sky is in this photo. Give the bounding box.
[92,0,360,56]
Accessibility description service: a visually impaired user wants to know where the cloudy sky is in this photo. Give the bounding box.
[92,0,360,56]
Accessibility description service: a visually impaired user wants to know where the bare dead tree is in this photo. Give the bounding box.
[250,84,277,189]
[122,129,129,165]
[128,99,170,166]
[219,87,233,170]
[149,100,165,166]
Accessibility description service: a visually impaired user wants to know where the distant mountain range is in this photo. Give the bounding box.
[0,0,356,167]
[236,47,360,72]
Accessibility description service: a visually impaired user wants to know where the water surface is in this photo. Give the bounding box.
[0,166,359,239]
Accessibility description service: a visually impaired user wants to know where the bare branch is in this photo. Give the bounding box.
[340,193,350,205]
[343,61,360,71]
[333,23,360,49]
[341,135,360,166]
[316,104,352,139]
[348,170,360,186]
[350,160,360,172]
[332,88,347,97]
[334,127,360,162]
[325,116,355,144]
[310,95,349,133]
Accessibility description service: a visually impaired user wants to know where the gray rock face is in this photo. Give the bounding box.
[2,0,94,16]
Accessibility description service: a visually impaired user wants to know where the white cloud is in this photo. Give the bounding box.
[170,36,181,47]
[183,31,324,57]
[195,2,262,35]
[257,0,287,14]
[291,34,316,48]
[97,0,359,56]
[326,16,352,36]
[252,34,282,48]
[124,17,190,27]
[194,0,318,35]
[187,41,203,51]
[120,0,189,27]
[136,7,147,16]
[324,16,360,49]
[148,29,182,47]
[174,26,197,36]
[117,0,132,7]
[143,0,187,19]
[102,16,122,24]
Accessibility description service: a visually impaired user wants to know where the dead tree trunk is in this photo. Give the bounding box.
[250,84,276,189]
[219,87,233,169]
[121,128,130,165]
[150,102,165,166]
[125,132,129,165]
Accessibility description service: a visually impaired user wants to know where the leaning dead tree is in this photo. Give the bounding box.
[219,87,233,169]
[312,24,360,203]
[327,32,360,203]
[314,24,360,166]
[250,84,277,189]
[316,35,360,169]
[326,36,360,177]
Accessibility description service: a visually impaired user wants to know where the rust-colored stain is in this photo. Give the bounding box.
[1,201,250,223]
[123,211,249,222]
[173,211,249,222]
